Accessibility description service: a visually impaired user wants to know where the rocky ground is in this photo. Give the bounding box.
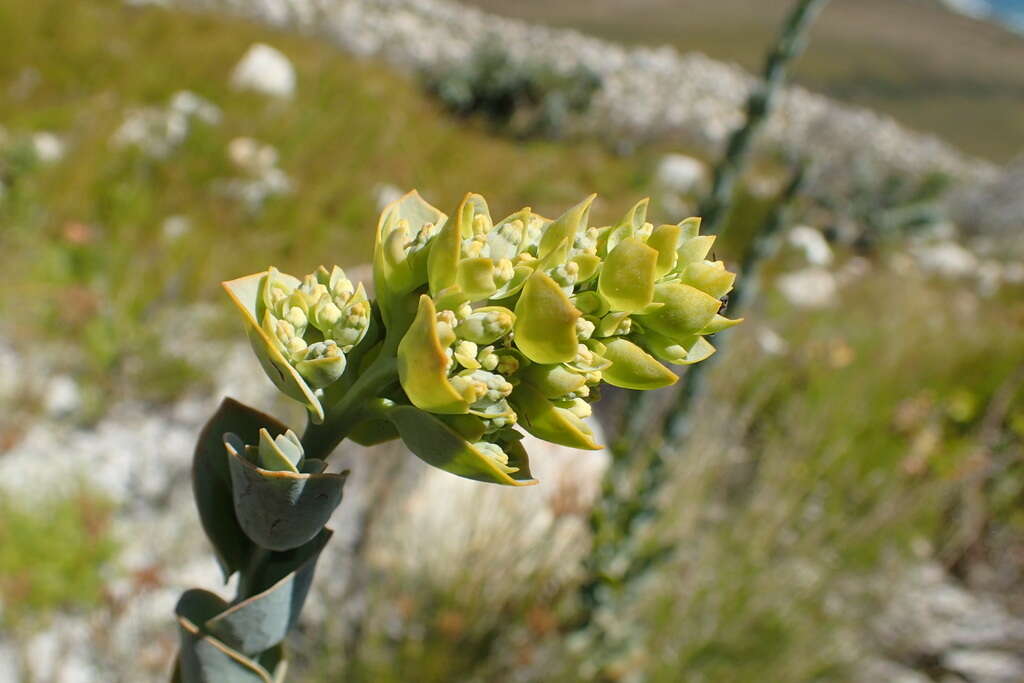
[155,0,995,194]
[2,0,1023,680]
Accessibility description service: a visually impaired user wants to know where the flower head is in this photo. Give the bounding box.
[393,192,739,480]
[227,190,739,485]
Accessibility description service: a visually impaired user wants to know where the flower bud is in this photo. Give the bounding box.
[477,345,500,371]
[311,299,342,330]
[332,293,370,351]
[453,340,480,369]
[295,340,347,389]
[455,307,515,345]
[576,317,596,341]
[472,441,518,474]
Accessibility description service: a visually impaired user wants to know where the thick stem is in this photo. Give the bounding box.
[235,546,272,602]
[698,0,828,236]
[300,353,398,461]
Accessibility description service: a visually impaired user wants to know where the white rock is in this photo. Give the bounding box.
[44,374,81,418]
[168,90,222,125]
[111,107,188,159]
[756,326,788,355]
[31,132,65,163]
[911,241,978,278]
[227,136,279,174]
[230,43,296,99]
[654,153,706,194]
[161,214,191,241]
[836,256,871,287]
[373,182,404,211]
[0,640,21,683]
[776,267,838,309]
[1003,261,1024,284]
[977,260,1003,297]
[372,421,609,588]
[787,225,833,266]
[942,649,1024,683]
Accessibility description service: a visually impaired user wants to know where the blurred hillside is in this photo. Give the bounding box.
[460,0,1024,162]
[1,0,1023,681]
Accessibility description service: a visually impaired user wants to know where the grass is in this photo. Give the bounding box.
[460,0,1024,162]
[0,0,677,405]
[0,491,118,628]
[2,0,1023,680]
[290,265,1024,682]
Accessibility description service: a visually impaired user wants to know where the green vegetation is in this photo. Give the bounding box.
[2,0,1022,680]
[461,0,1024,162]
[295,268,1024,682]
[0,491,118,627]
[0,0,672,405]
[425,44,602,138]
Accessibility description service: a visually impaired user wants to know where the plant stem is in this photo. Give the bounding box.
[698,0,828,237]
[574,0,829,660]
[300,354,398,461]
[235,546,272,602]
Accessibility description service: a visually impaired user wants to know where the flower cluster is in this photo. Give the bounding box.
[224,264,371,423]
[226,190,738,486]
[389,191,738,475]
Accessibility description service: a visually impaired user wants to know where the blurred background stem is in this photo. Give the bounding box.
[574,0,829,660]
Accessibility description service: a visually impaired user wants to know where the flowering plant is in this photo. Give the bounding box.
[174,191,737,681]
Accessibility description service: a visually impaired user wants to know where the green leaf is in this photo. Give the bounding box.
[637,282,722,340]
[223,274,324,423]
[600,337,678,390]
[677,234,715,265]
[225,437,347,552]
[206,530,333,657]
[176,589,286,683]
[599,237,659,313]
[572,253,602,283]
[383,403,537,486]
[514,272,581,364]
[374,190,447,295]
[347,418,399,446]
[647,223,681,277]
[397,295,469,414]
[640,330,717,366]
[456,257,499,300]
[538,194,594,259]
[678,216,702,240]
[681,261,736,298]
[521,363,588,398]
[700,314,743,335]
[510,383,602,450]
[605,197,649,254]
[193,399,287,581]
[427,212,461,296]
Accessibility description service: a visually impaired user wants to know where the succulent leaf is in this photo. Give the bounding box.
[681,261,736,299]
[514,272,582,364]
[511,382,602,450]
[383,402,536,486]
[598,237,659,313]
[225,435,347,552]
[538,194,594,259]
[224,273,325,424]
[601,337,678,390]
[397,295,470,414]
[637,282,722,340]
